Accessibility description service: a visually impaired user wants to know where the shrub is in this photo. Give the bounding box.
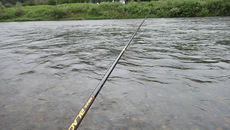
[0,2,5,14]
[48,0,56,5]
[70,4,88,14]
[197,8,209,17]
[170,7,180,17]
[23,0,36,6]
[4,3,13,8]
[49,6,71,19]
[88,2,126,18]
[0,2,5,19]
[14,2,24,17]
[88,6,101,16]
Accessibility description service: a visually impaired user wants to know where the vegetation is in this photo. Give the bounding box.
[14,2,24,16]
[0,0,150,6]
[0,2,5,15]
[0,0,229,22]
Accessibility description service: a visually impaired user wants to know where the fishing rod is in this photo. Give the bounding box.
[68,11,151,130]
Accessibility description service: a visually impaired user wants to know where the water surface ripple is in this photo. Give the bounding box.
[0,17,230,130]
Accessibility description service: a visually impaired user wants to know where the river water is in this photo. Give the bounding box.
[0,17,230,130]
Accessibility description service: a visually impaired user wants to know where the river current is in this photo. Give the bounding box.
[0,17,230,129]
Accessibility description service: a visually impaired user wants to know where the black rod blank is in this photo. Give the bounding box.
[68,12,151,130]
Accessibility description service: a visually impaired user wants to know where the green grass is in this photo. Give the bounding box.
[0,0,229,22]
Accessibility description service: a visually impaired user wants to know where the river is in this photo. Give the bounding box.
[0,17,230,130]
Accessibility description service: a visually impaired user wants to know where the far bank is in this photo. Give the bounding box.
[0,0,230,22]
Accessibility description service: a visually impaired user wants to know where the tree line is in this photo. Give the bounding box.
[0,0,154,6]
[1,0,229,22]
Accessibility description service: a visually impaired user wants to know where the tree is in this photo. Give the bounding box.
[23,0,35,6]
[5,3,13,8]
[48,0,56,5]
[0,2,5,15]
[14,2,24,16]
[34,0,44,5]
[0,0,27,5]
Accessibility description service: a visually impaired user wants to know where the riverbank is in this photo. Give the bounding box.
[0,0,229,22]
